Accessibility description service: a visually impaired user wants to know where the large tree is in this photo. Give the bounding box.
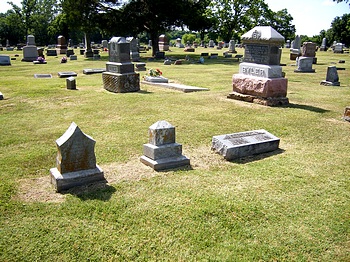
[264,8,296,41]
[326,13,350,46]
[208,0,270,42]
[119,0,208,56]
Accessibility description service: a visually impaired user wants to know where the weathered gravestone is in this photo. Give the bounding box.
[102,37,140,93]
[208,40,215,48]
[158,34,169,51]
[290,35,301,60]
[228,40,237,53]
[34,74,52,78]
[56,35,67,54]
[285,40,291,48]
[46,49,57,56]
[320,38,327,51]
[66,77,76,90]
[228,26,289,106]
[212,129,280,160]
[0,55,11,66]
[102,40,108,49]
[58,72,77,78]
[294,42,316,72]
[126,37,140,62]
[50,122,105,192]
[83,68,105,74]
[0,92,3,100]
[140,120,190,171]
[334,43,344,53]
[320,66,340,86]
[22,35,38,62]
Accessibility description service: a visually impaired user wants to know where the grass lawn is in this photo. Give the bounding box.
[0,45,349,261]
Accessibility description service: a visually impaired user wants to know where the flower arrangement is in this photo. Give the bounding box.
[37,56,46,63]
[61,56,67,63]
[147,68,162,77]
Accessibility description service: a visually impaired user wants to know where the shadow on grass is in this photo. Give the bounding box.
[285,103,329,113]
[62,180,116,201]
[232,148,285,164]
[157,164,194,173]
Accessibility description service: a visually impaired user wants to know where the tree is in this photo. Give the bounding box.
[333,0,349,6]
[326,13,350,46]
[264,8,296,41]
[208,0,270,42]
[119,0,205,56]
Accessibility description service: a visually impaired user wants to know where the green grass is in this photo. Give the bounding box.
[0,46,349,261]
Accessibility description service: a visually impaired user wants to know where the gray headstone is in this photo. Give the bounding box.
[66,77,76,90]
[27,35,36,46]
[58,72,77,78]
[22,35,38,62]
[294,57,315,73]
[83,68,105,74]
[228,40,236,53]
[50,122,105,192]
[320,66,340,86]
[140,120,190,170]
[34,74,52,78]
[320,38,327,51]
[212,129,280,160]
[0,55,11,65]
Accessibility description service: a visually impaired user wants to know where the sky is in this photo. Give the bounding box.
[0,0,349,37]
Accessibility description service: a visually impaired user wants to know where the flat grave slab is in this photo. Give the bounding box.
[83,68,105,75]
[58,71,77,78]
[34,74,52,78]
[212,129,280,160]
[141,81,209,93]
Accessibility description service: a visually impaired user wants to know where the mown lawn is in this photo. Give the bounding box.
[0,45,349,261]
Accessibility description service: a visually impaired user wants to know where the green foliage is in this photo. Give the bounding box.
[182,33,196,44]
[327,13,350,46]
[265,8,296,41]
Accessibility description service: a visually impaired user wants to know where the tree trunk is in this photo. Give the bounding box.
[150,31,159,57]
[84,32,93,58]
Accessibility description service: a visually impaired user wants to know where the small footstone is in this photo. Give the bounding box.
[58,71,77,78]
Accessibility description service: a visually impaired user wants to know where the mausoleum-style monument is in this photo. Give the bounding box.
[102,37,140,93]
[140,120,190,171]
[228,26,288,106]
[50,122,105,192]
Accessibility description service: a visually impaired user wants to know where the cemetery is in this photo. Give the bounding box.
[0,35,349,260]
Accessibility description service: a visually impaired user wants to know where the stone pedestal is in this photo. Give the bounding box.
[158,34,169,51]
[140,121,190,171]
[102,72,140,93]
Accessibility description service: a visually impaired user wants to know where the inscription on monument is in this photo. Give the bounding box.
[244,44,269,64]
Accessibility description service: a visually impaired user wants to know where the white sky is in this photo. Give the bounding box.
[1,0,349,36]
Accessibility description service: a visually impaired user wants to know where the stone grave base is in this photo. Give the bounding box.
[232,74,288,98]
[140,155,190,171]
[227,91,289,106]
[50,165,105,192]
[83,68,105,75]
[212,129,280,160]
[102,72,140,93]
[320,81,340,86]
[21,57,37,62]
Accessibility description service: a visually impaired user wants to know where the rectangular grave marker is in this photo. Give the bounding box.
[212,129,280,160]
[34,74,52,78]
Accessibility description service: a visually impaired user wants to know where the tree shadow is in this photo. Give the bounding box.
[285,103,329,113]
[232,148,285,164]
[62,180,116,201]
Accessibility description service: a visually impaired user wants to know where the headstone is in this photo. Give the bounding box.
[148,40,152,48]
[50,122,105,192]
[176,38,184,48]
[70,55,77,60]
[6,39,9,47]
[228,26,288,106]
[294,42,316,72]
[212,129,280,160]
[209,40,215,48]
[285,40,291,48]
[66,49,74,57]
[135,62,146,71]
[155,51,165,59]
[228,40,237,53]
[320,38,327,51]
[22,35,38,62]
[83,68,105,74]
[58,72,77,78]
[320,66,340,86]
[56,35,67,54]
[140,120,190,171]
[174,60,182,65]
[184,47,195,52]
[102,40,108,49]
[46,49,57,56]
[34,74,52,78]
[102,37,140,93]
[0,92,3,100]
[210,53,218,59]
[334,43,344,53]
[158,34,169,51]
[343,106,350,122]
[163,59,172,65]
[290,35,301,60]
[0,55,11,65]
[66,77,76,90]
[126,37,140,62]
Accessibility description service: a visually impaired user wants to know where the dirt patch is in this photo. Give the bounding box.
[15,145,226,203]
